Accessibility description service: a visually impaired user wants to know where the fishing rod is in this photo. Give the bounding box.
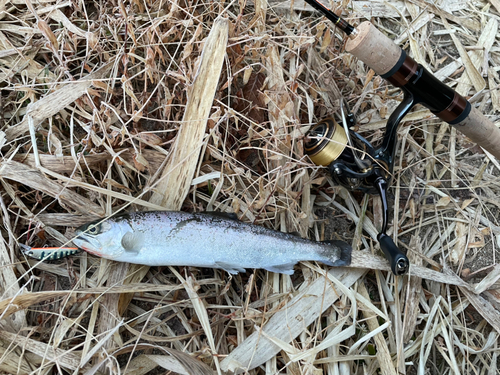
[302,0,500,275]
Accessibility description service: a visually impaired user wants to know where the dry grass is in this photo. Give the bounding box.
[1,0,500,374]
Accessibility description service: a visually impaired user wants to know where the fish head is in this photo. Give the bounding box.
[73,217,130,259]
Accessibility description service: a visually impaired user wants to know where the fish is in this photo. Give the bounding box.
[20,244,80,260]
[72,211,351,275]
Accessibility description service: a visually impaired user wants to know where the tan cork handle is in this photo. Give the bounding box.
[454,107,500,158]
[346,21,401,76]
[346,21,500,160]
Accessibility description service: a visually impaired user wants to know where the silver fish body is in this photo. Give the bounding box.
[73,211,351,274]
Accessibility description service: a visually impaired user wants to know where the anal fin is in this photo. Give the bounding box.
[215,262,246,275]
[264,263,297,275]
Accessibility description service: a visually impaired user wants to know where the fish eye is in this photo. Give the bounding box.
[28,251,33,256]
[86,224,101,235]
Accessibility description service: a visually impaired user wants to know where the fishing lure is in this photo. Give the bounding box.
[72,211,352,275]
[19,244,80,261]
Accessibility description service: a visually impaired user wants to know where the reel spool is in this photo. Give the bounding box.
[304,113,409,276]
[304,117,378,193]
[304,118,348,167]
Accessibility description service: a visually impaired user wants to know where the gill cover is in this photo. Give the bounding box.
[73,219,124,258]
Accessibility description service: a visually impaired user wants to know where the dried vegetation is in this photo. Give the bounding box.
[1,0,500,374]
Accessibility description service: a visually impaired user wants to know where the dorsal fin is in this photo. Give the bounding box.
[205,211,239,220]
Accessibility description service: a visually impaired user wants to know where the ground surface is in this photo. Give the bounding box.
[0,0,500,374]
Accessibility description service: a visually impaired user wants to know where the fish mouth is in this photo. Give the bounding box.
[73,232,105,257]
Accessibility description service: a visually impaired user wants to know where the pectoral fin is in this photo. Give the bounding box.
[121,232,143,253]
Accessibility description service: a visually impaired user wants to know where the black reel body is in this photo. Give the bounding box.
[305,115,410,275]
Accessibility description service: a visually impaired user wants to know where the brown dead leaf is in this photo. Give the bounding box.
[103,179,132,192]
[461,198,475,210]
[136,132,162,145]
[363,69,376,89]
[320,28,331,53]
[38,19,59,50]
[436,196,451,207]
[133,152,149,172]
[182,23,203,61]
[243,66,253,85]
[450,222,467,265]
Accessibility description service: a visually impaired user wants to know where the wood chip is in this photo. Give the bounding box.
[220,268,366,372]
[150,18,229,208]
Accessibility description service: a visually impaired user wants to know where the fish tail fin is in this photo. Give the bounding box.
[321,240,352,267]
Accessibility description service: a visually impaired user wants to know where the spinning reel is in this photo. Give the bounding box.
[305,100,410,275]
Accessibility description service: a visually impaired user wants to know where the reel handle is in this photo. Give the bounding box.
[372,176,409,275]
[377,233,409,275]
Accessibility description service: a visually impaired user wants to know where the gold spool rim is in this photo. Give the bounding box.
[305,118,348,166]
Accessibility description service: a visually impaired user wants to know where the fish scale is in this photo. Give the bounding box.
[70,211,351,274]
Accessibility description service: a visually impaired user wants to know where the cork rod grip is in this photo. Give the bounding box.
[346,21,500,160]
[454,107,500,158]
[346,21,401,76]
